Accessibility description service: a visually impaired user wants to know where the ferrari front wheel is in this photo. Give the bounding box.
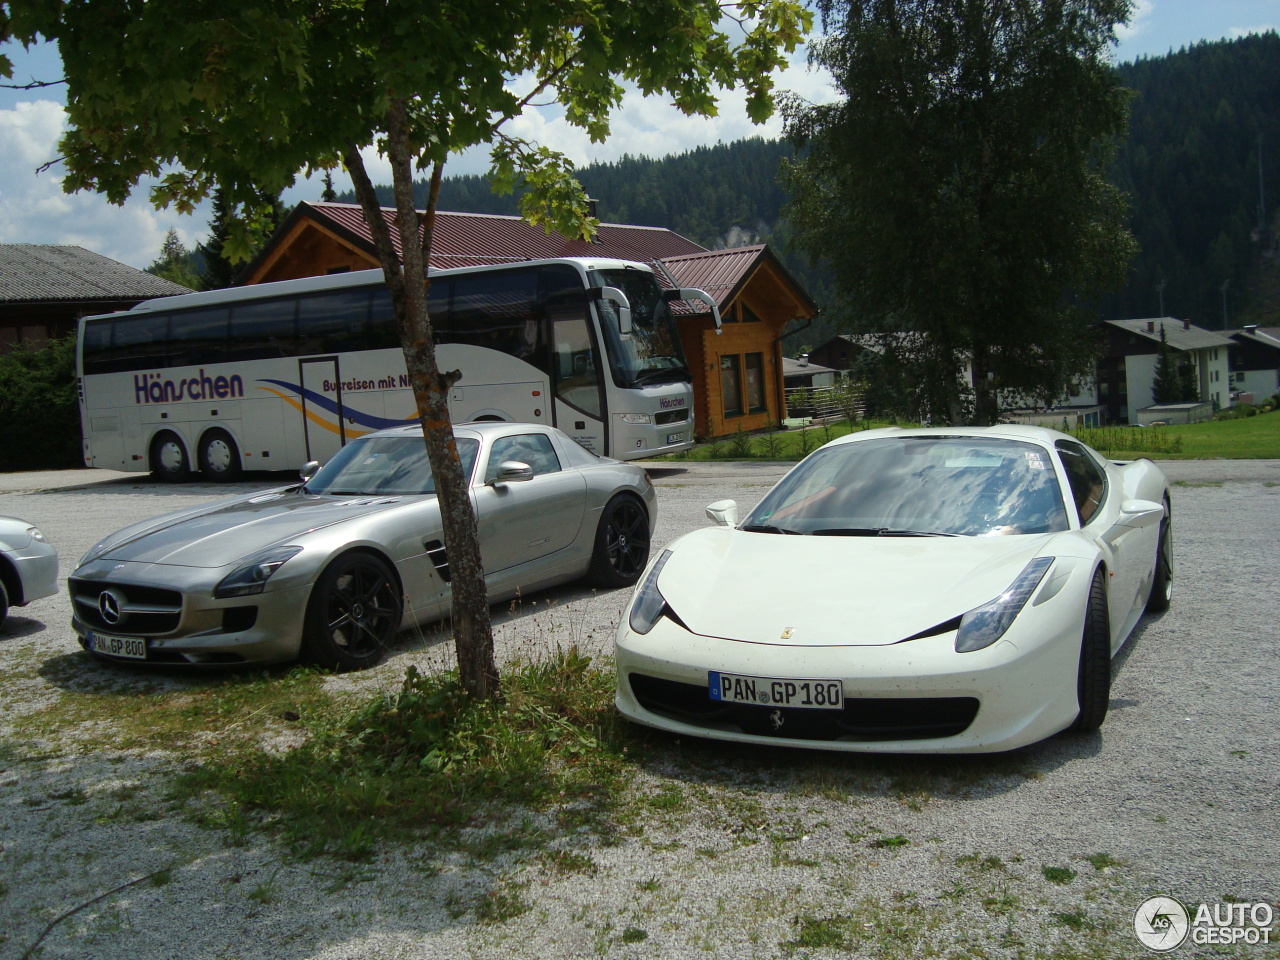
[1071,570,1111,733]
[1146,500,1172,613]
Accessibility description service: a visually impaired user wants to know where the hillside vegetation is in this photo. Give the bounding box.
[346,34,1280,349]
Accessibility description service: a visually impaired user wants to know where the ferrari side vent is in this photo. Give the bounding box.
[424,540,451,582]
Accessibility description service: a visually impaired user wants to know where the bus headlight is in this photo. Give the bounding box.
[620,413,653,424]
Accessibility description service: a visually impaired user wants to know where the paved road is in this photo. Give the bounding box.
[1,458,1277,959]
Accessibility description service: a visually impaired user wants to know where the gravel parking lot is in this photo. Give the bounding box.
[0,458,1277,959]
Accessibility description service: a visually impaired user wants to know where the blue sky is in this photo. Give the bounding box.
[2,0,1276,269]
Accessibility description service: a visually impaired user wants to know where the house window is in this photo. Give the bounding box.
[744,353,766,412]
[741,305,763,324]
[720,355,743,417]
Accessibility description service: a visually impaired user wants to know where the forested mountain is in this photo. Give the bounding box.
[341,33,1280,343]
[348,138,794,250]
[1107,32,1280,328]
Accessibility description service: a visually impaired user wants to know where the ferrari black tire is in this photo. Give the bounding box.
[199,428,243,482]
[1146,501,1173,613]
[150,431,191,483]
[588,494,650,588]
[1071,570,1111,733]
[301,552,403,671]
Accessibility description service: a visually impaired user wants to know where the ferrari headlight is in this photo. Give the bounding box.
[628,550,673,635]
[214,545,303,599]
[955,557,1054,653]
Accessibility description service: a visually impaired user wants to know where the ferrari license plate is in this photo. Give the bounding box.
[666,432,684,445]
[88,632,148,660]
[709,672,843,710]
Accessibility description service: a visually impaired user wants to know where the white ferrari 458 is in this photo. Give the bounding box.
[615,426,1171,754]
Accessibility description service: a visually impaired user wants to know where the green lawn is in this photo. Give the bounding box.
[1076,410,1280,459]
[655,409,1280,463]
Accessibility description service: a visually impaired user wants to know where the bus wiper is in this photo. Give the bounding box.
[741,523,801,535]
[813,527,960,537]
[633,367,691,386]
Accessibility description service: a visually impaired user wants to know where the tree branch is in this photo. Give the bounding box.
[342,142,403,299]
[1,78,66,89]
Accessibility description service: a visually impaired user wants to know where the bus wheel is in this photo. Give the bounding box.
[150,431,191,483]
[199,429,242,482]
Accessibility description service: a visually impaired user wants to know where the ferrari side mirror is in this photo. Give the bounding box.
[705,499,738,526]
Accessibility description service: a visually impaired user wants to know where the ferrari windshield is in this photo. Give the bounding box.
[590,268,690,387]
[305,436,479,496]
[744,436,1070,537]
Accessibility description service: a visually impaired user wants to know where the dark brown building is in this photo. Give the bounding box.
[0,244,191,353]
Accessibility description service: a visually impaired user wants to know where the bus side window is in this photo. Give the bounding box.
[450,271,540,360]
[111,313,173,370]
[81,318,114,375]
[169,307,229,368]
[370,280,453,348]
[229,298,298,361]
[297,289,371,354]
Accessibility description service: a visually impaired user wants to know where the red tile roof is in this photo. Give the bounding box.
[659,244,768,309]
[307,201,706,268]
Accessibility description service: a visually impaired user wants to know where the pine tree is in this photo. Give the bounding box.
[1177,356,1200,402]
[1151,324,1180,404]
[147,229,201,289]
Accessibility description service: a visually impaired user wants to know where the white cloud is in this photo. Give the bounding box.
[0,99,207,269]
[5,47,835,256]
[1115,0,1156,44]
[1229,24,1279,39]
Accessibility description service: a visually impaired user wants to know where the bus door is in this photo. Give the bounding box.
[549,304,607,455]
[299,357,346,464]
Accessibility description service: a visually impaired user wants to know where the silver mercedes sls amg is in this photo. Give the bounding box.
[70,422,655,669]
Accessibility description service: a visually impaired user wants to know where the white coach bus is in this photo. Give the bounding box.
[76,258,718,480]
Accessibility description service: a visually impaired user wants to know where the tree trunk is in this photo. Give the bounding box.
[342,104,500,700]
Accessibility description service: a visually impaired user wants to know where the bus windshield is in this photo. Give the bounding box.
[590,268,690,388]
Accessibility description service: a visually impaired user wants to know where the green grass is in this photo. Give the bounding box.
[655,418,895,461]
[650,408,1280,463]
[1073,410,1280,459]
[173,648,636,857]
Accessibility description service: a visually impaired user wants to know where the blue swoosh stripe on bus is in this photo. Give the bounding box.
[257,379,417,430]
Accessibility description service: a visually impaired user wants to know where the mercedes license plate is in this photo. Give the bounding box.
[709,672,843,710]
[88,631,148,660]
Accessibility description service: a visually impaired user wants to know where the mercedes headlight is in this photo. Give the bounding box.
[955,557,1054,653]
[628,550,674,635]
[214,545,304,598]
[620,413,653,425]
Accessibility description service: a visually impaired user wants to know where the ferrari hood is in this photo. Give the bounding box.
[94,492,419,568]
[656,527,1057,647]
